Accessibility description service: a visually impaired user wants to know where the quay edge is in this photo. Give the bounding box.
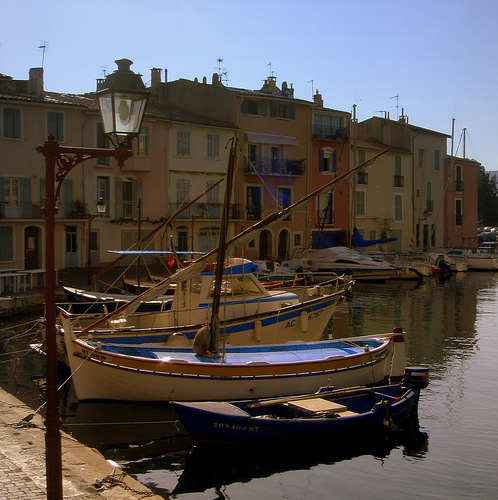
[0,385,163,499]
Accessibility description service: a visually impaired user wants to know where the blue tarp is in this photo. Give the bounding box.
[352,227,396,248]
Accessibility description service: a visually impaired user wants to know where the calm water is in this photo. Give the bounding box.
[1,272,498,499]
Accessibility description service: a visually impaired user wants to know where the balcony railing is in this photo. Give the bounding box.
[456,214,463,225]
[245,157,305,177]
[0,201,95,219]
[312,125,349,141]
[455,180,463,192]
[394,175,404,187]
[426,200,434,213]
[169,202,241,220]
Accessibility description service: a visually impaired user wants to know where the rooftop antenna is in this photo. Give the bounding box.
[101,65,108,77]
[390,94,400,120]
[38,41,48,69]
[267,62,275,78]
[216,58,228,84]
[375,110,389,119]
[308,79,314,97]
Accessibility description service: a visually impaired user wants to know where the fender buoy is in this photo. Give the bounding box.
[300,310,309,333]
[254,319,262,342]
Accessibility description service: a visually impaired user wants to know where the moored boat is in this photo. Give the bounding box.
[171,366,429,444]
[60,311,407,402]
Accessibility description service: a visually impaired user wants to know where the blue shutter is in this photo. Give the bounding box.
[319,149,324,171]
[332,150,337,172]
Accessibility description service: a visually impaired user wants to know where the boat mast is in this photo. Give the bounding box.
[208,136,238,354]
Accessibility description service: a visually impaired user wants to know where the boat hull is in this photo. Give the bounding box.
[61,289,346,347]
[171,384,421,444]
[61,317,403,402]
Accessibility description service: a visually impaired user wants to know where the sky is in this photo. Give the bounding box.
[2,0,497,169]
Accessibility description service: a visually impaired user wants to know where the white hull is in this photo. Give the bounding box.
[62,313,405,402]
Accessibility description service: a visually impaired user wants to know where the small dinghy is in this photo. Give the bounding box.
[171,367,429,444]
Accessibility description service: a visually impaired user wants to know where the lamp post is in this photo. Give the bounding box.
[36,59,148,500]
[87,197,107,285]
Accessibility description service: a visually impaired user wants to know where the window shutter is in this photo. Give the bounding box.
[332,150,337,172]
[258,101,267,116]
[135,179,143,218]
[270,102,278,117]
[115,178,123,218]
[241,99,249,114]
[64,180,73,218]
[289,105,295,120]
[319,149,324,171]
[22,178,32,218]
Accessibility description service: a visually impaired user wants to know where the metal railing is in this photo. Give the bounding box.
[245,157,305,177]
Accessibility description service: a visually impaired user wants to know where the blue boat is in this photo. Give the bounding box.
[171,367,428,444]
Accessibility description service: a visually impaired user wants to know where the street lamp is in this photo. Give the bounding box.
[87,198,107,285]
[36,59,148,500]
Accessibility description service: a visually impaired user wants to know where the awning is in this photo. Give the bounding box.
[245,132,298,146]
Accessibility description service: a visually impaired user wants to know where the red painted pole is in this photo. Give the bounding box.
[38,135,63,500]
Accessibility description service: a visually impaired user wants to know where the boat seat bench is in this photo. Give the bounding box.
[286,397,352,416]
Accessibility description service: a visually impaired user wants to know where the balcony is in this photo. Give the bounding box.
[169,202,241,220]
[245,157,305,177]
[312,125,349,141]
[0,201,95,219]
[394,175,404,187]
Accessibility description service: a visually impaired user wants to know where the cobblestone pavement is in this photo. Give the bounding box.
[0,450,46,499]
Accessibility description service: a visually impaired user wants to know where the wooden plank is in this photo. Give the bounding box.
[287,398,348,414]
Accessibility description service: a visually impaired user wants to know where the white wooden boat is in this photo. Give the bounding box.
[60,259,353,348]
[60,311,407,402]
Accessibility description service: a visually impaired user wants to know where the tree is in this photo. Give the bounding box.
[478,167,498,226]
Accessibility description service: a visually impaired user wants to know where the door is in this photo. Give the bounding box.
[65,225,79,267]
[24,226,41,269]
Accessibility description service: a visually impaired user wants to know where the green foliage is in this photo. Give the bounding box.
[478,167,498,226]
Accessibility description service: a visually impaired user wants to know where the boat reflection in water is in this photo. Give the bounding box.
[172,415,428,496]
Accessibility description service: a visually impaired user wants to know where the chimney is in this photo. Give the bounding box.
[313,89,323,108]
[151,67,162,88]
[96,78,105,91]
[28,67,44,97]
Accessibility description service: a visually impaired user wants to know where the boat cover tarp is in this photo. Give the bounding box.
[352,227,396,248]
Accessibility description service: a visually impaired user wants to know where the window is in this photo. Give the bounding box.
[418,148,424,168]
[206,179,220,218]
[2,107,21,139]
[426,182,433,212]
[65,226,77,254]
[247,143,262,171]
[2,177,22,218]
[317,191,334,224]
[278,187,291,221]
[177,179,190,208]
[369,230,377,241]
[122,180,134,217]
[394,194,403,221]
[434,149,440,170]
[456,199,463,225]
[96,123,111,165]
[313,115,342,139]
[270,102,295,119]
[138,127,149,156]
[356,190,365,216]
[177,227,188,252]
[199,227,220,253]
[241,99,267,116]
[207,133,219,158]
[47,111,64,141]
[319,148,337,173]
[0,226,14,261]
[455,164,463,191]
[357,150,366,165]
[97,176,110,217]
[177,129,190,156]
[246,186,262,221]
[394,156,404,187]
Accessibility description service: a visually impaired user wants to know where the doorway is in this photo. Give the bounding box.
[24,226,41,269]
